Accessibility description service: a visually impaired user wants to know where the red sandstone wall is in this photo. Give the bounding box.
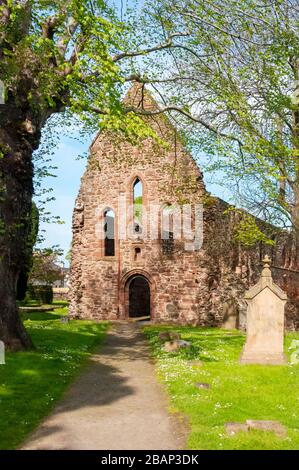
[69,120,210,324]
[69,86,299,329]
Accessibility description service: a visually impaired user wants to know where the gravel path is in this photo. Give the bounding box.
[22,322,186,450]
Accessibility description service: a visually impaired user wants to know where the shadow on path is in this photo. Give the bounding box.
[22,323,186,450]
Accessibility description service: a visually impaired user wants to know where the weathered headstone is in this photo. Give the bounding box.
[225,420,287,437]
[240,255,287,365]
[195,382,210,389]
[163,339,191,352]
[222,298,238,329]
[158,331,181,342]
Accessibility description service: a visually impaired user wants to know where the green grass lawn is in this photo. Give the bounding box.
[144,326,299,450]
[0,307,109,450]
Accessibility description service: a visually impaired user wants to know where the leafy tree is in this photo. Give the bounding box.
[16,201,39,301]
[29,247,63,286]
[65,246,72,264]
[224,207,276,248]
[131,0,299,251]
[134,195,142,222]
[0,0,191,349]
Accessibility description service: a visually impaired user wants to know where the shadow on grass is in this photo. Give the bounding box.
[18,323,152,448]
[21,312,64,321]
[0,315,120,448]
[0,316,150,449]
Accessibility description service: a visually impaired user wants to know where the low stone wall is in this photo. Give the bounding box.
[53,288,69,301]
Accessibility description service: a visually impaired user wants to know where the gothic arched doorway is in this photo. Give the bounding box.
[127,275,151,319]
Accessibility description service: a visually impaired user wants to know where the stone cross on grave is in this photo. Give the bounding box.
[240,255,287,365]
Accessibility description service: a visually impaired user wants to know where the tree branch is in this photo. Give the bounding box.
[56,16,79,58]
[89,101,243,145]
[41,15,62,39]
[112,31,190,62]
[174,8,271,46]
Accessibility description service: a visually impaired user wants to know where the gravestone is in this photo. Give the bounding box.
[222,298,238,329]
[240,255,287,365]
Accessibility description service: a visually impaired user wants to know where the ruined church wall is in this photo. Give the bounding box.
[202,198,299,329]
[69,124,214,324]
[69,133,299,327]
[69,84,299,328]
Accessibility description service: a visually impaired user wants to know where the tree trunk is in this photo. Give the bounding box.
[0,117,38,350]
[292,187,299,270]
[292,59,299,269]
[0,260,33,350]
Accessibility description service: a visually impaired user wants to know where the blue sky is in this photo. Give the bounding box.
[36,130,92,260]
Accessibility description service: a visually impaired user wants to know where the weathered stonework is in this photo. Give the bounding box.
[240,256,287,364]
[69,85,299,327]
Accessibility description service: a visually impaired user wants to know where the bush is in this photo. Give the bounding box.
[25,284,36,302]
[26,285,53,305]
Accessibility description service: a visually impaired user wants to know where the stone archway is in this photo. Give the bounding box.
[128,275,150,318]
[120,270,154,320]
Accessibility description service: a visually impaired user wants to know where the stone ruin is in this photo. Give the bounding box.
[69,84,299,328]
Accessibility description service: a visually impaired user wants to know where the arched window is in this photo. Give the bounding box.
[104,208,115,256]
[161,204,174,254]
[133,178,142,234]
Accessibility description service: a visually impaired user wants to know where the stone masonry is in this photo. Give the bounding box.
[69,84,299,328]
